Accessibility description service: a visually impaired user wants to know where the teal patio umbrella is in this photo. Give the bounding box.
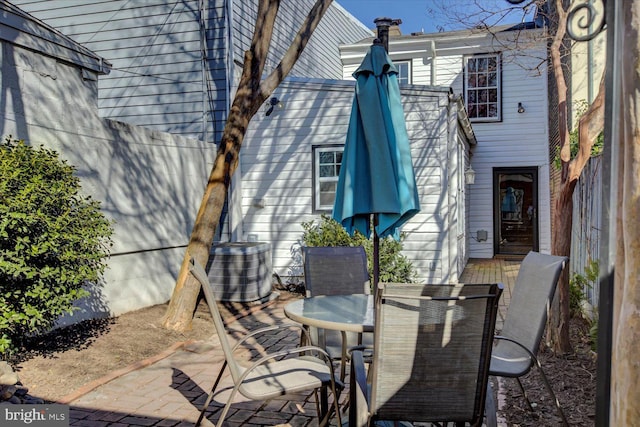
[332,42,420,290]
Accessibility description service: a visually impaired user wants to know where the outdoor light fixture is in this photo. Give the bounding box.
[464,166,476,185]
[265,97,283,116]
[517,102,526,113]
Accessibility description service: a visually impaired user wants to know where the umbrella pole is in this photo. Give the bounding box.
[373,214,380,298]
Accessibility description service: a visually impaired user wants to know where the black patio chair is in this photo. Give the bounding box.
[349,282,503,426]
[302,245,372,380]
[489,251,570,426]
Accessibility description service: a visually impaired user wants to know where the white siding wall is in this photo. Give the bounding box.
[13,0,372,143]
[467,48,550,257]
[341,28,551,259]
[232,1,371,80]
[13,0,227,142]
[241,79,460,284]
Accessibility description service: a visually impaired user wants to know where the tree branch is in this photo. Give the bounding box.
[260,0,334,97]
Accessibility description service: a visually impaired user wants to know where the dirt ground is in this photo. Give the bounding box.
[499,317,597,426]
[9,298,217,402]
[9,292,596,426]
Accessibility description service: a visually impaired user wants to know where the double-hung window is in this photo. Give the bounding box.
[313,146,342,212]
[464,53,501,122]
[395,60,411,85]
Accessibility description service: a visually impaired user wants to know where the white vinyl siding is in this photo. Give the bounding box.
[467,48,550,257]
[13,0,227,142]
[13,0,371,141]
[232,1,371,80]
[242,80,462,283]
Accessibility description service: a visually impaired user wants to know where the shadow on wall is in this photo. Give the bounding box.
[54,280,111,328]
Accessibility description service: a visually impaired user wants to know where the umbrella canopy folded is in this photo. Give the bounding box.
[333,43,420,240]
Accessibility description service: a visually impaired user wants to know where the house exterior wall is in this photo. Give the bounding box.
[340,27,551,259]
[13,0,373,246]
[231,1,371,80]
[240,78,471,284]
[1,6,210,325]
[12,0,226,141]
[467,44,551,258]
[13,0,372,144]
[569,11,606,125]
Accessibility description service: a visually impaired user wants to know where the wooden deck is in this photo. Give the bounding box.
[460,258,522,331]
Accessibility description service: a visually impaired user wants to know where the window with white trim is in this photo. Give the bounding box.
[395,60,411,85]
[464,53,501,122]
[313,146,342,212]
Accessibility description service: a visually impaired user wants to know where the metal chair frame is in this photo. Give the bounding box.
[189,257,343,427]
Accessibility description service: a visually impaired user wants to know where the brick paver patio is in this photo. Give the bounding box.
[64,258,521,427]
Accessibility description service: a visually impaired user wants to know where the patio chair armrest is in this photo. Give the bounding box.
[239,345,344,388]
[493,335,544,369]
[349,349,370,427]
[493,335,537,359]
[348,344,374,354]
[233,323,309,351]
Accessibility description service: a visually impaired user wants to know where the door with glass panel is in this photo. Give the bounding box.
[493,168,538,255]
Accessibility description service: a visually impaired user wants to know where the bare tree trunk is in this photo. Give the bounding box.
[610,1,640,423]
[547,0,573,353]
[547,0,606,353]
[163,0,334,332]
[549,180,576,353]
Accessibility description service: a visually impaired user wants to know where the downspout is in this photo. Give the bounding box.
[198,0,208,142]
[430,40,437,86]
[226,0,243,242]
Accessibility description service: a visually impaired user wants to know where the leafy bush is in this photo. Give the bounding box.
[0,137,114,356]
[569,260,600,352]
[301,214,417,285]
[569,259,599,319]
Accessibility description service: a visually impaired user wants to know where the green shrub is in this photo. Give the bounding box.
[569,259,599,319]
[0,137,114,356]
[301,214,417,285]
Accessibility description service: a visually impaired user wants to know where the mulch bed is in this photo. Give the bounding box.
[499,317,597,426]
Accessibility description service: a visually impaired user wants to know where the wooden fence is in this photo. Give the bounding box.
[570,155,602,312]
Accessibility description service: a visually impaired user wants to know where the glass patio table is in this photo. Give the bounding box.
[284,294,374,333]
